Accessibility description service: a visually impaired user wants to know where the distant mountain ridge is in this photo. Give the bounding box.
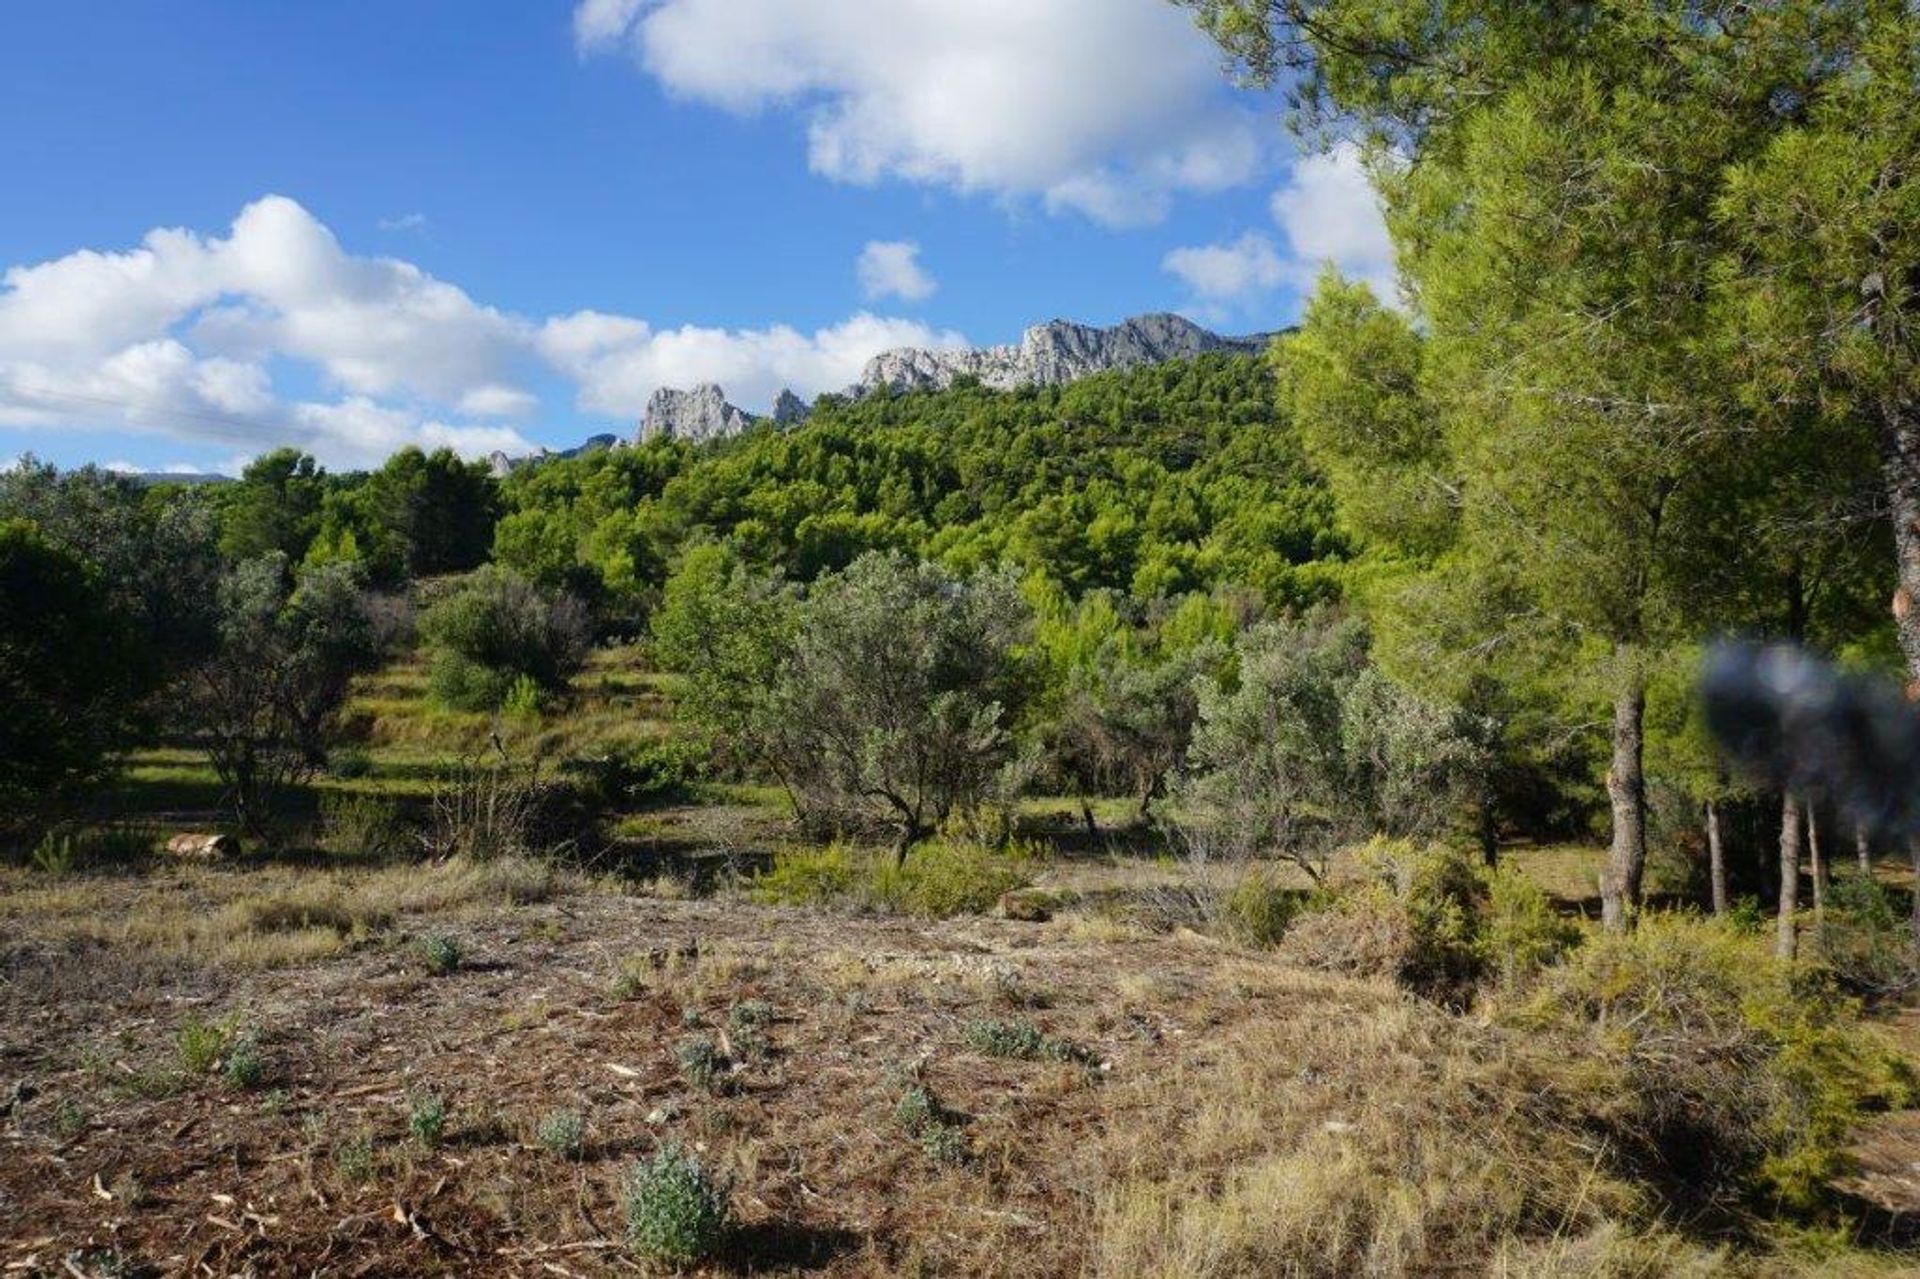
[859,312,1277,397]
[518,311,1276,456]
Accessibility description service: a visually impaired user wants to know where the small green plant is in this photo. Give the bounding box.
[727,1000,774,1061]
[52,1098,88,1139]
[409,1094,447,1147]
[29,830,75,876]
[335,1132,377,1183]
[223,1029,266,1089]
[502,673,545,721]
[175,1015,228,1075]
[422,934,463,976]
[623,1143,730,1266]
[894,1085,968,1166]
[1726,895,1766,935]
[963,1017,1086,1063]
[676,1034,730,1094]
[536,1108,586,1159]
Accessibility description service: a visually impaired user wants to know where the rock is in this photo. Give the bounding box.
[639,384,760,443]
[771,388,809,426]
[859,312,1278,396]
[165,832,239,861]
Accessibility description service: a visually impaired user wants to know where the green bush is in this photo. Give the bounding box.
[676,1034,729,1094]
[572,736,706,807]
[223,1030,266,1090]
[751,839,1034,918]
[1220,870,1304,947]
[624,1144,729,1266]
[963,1017,1086,1063]
[175,1015,228,1075]
[894,1085,969,1166]
[422,934,463,976]
[420,566,590,712]
[536,1108,586,1159]
[1814,876,1920,998]
[1278,845,1574,1000]
[318,793,407,858]
[1518,913,1915,1213]
[408,1094,447,1147]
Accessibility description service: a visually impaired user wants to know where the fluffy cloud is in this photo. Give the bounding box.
[541,310,967,417]
[576,0,1263,226]
[1270,143,1397,301]
[0,196,543,467]
[1162,143,1398,310]
[1162,232,1286,302]
[1,197,962,469]
[856,240,936,303]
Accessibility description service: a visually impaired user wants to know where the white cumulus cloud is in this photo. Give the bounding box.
[0,197,968,468]
[540,310,968,418]
[1161,142,1398,311]
[856,240,936,303]
[576,0,1264,226]
[1162,232,1286,302]
[1270,142,1397,301]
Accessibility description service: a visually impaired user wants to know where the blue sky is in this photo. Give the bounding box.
[0,0,1393,474]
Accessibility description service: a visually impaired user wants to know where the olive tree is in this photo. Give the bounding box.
[776,552,1034,859]
[186,557,394,839]
[1178,615,1486,880]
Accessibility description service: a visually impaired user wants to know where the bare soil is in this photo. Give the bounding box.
[0,889,1323,1276]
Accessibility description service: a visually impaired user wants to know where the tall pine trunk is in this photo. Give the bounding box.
[1706,798,1727,916]
[1600,674,1647,932]
[1856,824,1873,875]
[1776,791,1803,960]
[1806,802,1827,921]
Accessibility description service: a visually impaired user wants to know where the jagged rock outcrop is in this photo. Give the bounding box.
[488,433,617,477]
[640,384,758,443]
[859,312,1274,396]
[771,388,809,426]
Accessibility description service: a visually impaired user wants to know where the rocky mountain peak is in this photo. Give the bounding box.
[640,383,758,443]
[860,311,1273,396]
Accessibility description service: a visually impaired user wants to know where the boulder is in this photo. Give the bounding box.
[164,832,239,861]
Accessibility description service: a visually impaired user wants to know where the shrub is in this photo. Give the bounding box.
[1518,913,1915,1212]
[623,1144,729,1266]
[223,1030,266,1090]
[727,1000,774,1062]
[894,1085,969,1166]
[420,566,589,712]
[1814,876,1920,998]
[422,934,463,976]
[1276,886,1412,982]
[963,1017,1087,1064]
[873,840,1036,917]
[1484,863,1579,991]
[318,793,406,858]
[571,736,706,807]
[175,1015,228,1075]
[335,1132,376,1184]
[29,831,75,876]
[749,842,862,907]
[408,1094,447,1147]
[536,1109,586,1160]
[1220,870,1303,947]
[751,839,1034,918]
[676,1034,730,1094]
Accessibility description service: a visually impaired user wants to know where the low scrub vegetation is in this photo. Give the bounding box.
[749,839,1035,918]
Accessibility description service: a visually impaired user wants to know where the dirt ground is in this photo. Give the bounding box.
[0,885,1340,1277]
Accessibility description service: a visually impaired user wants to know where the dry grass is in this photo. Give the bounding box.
[0,855,579,972]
